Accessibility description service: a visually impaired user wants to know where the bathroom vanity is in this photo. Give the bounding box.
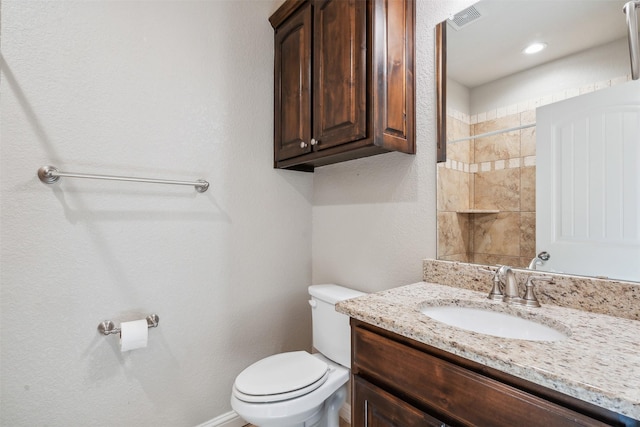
[338,263,640,426]
[352,320,629,426]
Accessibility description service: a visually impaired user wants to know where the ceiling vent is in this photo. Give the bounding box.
[448,5,483,31]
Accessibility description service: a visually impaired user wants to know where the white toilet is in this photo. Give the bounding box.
[231,284,365,427]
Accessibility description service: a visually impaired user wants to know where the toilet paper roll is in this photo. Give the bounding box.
[120,319,149,352]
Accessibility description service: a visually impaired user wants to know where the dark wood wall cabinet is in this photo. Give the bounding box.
[351,319,638,427]
[269,0,415,171]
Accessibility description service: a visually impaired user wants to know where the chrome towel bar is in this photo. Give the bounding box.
[37,165,209,193]
[98,314,159,336]
[448,123,536,144]
[624,0,640,80]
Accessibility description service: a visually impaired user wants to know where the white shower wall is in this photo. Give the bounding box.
[0,1,313,426]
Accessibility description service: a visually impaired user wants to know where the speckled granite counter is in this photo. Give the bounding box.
[336,281,640,420]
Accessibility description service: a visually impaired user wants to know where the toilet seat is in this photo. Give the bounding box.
[233,351,329,403]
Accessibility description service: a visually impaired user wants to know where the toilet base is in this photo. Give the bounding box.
[235,383,347,427]
[231,354,349,427]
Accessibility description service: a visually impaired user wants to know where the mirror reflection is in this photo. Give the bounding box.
[436,0,640,282]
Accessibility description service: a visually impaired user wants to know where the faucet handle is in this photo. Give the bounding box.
[521,276,553,308]
[528,275,554,285]
[480,266,504,301]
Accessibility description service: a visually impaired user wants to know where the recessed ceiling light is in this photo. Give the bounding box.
[523,42,547,55]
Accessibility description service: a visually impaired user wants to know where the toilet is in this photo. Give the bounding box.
[231,284,365,427]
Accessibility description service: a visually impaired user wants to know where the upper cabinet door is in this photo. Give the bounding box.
[313,0,367,150]
[274,3,312,162]
[373,0,415,153]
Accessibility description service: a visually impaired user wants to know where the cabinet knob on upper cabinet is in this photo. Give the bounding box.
[300,142,308,149]
[310,138,319,146]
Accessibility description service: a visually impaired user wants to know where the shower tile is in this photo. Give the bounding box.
[473,253,522,268]
[472,212,521,257]
[520,109,536,125]
[521,126,536,157]
[447,114,472,164]
[440,253,470,263]
[473,115,521,162]
[520,212,536,259]
[448,140,472,165]
[447,113,471,138]
[508,158,521,168]
[437,167,469,211]
[438,212,470,257]
[474,168,520,211]
[520,166,536,212]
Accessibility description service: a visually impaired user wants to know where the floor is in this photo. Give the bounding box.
[246,419,350,427]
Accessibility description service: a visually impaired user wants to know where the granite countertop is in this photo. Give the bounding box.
[336,282,640,420]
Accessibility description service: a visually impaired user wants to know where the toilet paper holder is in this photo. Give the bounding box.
[98,314,159,336]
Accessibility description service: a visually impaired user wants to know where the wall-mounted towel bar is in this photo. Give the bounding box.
[37,165,209,193]
[448,123,536,144]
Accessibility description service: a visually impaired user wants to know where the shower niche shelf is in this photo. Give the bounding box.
[456,209,500,214]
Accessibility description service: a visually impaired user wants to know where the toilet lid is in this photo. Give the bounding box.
[234,351,329,402]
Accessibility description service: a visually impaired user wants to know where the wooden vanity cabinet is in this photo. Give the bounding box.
[351,319,636,427]
[354,376,449,426]
[269,0,415,171]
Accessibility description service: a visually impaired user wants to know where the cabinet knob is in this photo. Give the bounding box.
[310,138,319,146]
[300,141,308,149]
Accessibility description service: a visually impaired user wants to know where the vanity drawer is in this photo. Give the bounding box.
[352,325,609,427]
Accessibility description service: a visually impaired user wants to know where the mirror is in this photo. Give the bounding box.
[436,0,639,282]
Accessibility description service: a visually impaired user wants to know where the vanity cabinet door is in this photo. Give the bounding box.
[352,321,614,427]
[353,376,448,427]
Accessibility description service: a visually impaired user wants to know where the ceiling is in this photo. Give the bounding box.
[447,0,630,88]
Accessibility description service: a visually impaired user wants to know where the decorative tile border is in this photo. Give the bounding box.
[423,259,640,321]
[443,75,631,174]
[447,74,631,126]
[438,156,533,173]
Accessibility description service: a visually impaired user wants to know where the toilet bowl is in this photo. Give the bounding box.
[231,352,348,427]
[230,285,365,427]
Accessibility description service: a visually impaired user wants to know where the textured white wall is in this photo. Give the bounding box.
[0,1,313,426]
[312,0,476,293]
[447,77,472,115]
[470,38,630,113]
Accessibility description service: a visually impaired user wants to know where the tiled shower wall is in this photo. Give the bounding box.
[437,109,536,267]
[437,75,630,268]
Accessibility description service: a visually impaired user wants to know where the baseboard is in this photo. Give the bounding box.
[196,404,350,427]
[194,410,246,427]
[340,403,351,423]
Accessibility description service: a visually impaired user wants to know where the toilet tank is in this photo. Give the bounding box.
[308,284,365,369]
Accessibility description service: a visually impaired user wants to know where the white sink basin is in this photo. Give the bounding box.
[421,306,568,342]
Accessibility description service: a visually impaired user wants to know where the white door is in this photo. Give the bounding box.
[536,80,640,281]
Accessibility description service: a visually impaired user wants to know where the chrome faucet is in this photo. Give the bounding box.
[497,266,521,304]
[527,251,550,270]
[486,265,553,308]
